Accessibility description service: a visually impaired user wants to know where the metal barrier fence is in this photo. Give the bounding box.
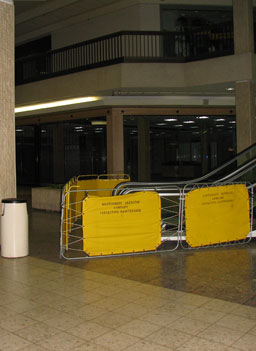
[180,183,254,250]
[60,178,254,260]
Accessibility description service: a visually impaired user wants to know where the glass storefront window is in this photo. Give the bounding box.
[16,126,36,185]
[124,114,236,182]
[16,117,107,186]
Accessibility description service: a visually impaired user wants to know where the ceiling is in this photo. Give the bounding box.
[14,0,121,43]
[14,0,51,15]
[14,0,117,17]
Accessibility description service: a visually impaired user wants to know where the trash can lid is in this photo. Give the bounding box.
[2,198,27,204]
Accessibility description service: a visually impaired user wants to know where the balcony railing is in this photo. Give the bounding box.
[15,25,234,86]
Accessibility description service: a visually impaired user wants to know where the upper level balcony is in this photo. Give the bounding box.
[16,23,235,86]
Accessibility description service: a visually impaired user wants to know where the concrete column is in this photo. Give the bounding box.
[106,109,124,174]
[233,0,256,152]
[138,117,151,181]
[233,0,254,54]
[235,80,256,152]
[53,124,65,183]
[0,0,16,207]
[201,125,209,175]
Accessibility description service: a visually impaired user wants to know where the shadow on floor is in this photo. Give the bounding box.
[18,186,256,307]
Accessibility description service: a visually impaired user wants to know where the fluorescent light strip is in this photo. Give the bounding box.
[91,121,107,125]
[15,97,99,113]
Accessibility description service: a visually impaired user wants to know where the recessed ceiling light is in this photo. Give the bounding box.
[164,118,177,122]
[156,123,167,126]
[226,87,234,91]
[174,124,183,127]
[229,121,236,124]
[183,120,195,124]
[215,118,225,122]
[197,116,209,119]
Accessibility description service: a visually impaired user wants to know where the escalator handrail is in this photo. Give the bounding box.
[113,144,256,195]
[214,157,256,183]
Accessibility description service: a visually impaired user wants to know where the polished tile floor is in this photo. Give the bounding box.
[0,189,256,350]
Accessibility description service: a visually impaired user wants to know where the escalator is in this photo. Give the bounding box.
[113,143,256,240]
[113,142,256,195]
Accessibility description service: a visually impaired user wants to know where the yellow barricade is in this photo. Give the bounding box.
[73,174,130,217]
[61,174,130,250]
[185,184,250,247]
[77,174,130,197]
[82,191,161,256]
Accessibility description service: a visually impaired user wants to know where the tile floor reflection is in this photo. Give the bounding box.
[0,188,256,350]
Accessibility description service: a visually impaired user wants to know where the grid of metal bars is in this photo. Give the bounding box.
[16,25,234,85]
[60,180,253,260]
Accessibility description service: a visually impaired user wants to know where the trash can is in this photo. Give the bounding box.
[1,198,28,258]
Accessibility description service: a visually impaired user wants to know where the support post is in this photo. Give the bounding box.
[0,0,16,208]
[235,80,256,152]
[53,124,65,183]
[107,109,124,174]
[138,117,151,181]
[233,0,254,54]
[233,0,256,151]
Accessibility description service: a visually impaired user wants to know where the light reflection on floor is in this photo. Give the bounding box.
[27,207,256,307]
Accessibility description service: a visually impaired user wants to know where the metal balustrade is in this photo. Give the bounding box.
[16,25,234,85]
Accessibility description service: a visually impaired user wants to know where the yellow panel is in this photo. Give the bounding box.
[185,184,250,247]
[82,191,161,256]
[75,180,98,214]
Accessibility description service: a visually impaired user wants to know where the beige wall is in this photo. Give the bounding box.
[16,54,256,107]
[15,65,123,106]
[0,1,16,204]
[138,4,160,31]
[185,53,256,86]
[52,4,160,50]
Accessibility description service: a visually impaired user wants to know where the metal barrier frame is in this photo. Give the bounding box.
[60,186,183,260]
[180,182,254,250]
[60,181,254,260]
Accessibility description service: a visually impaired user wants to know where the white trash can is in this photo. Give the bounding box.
[1,199,29,258]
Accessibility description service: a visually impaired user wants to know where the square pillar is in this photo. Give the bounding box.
[235,80,256,152]
[53,124,65,183]
[201,123,209,175]
[138,117,151,181]
[107,109,124,174]
[0,0,16,205]
[233,1,256,152]
[233,0,254,54]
